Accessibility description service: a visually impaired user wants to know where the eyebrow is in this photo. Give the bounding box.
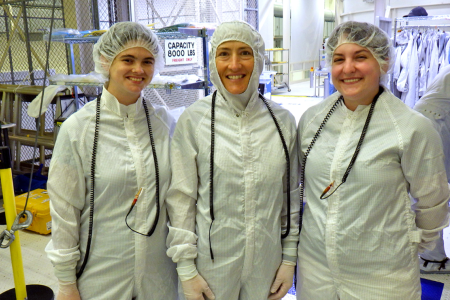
[217,47,252,51]
[333,49,369,56]
[119,54,155,61]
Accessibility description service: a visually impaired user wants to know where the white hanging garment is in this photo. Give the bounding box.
[397,31,413,93]
[404,33,419,108]
[443,34,450,69]
[428,34,440,87]
[393,47,403,81]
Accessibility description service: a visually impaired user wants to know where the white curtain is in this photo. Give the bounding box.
[258,0,274,50]
[291,0,324,66]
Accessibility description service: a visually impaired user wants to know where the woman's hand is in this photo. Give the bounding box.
[57,281,81,300]
[181,274,215,300]
[268,263,295,300]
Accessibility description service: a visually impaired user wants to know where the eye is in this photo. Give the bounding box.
[145,60,155,65]
[240,49,253,60]
[216,51,229,57]
[122,58,132,63]
[356,55,367,60]
[333,58,343,63]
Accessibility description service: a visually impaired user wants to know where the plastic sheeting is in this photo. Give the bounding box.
[291,0,324,67]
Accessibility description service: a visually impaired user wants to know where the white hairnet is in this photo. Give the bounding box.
[209,21,265,100]
[93,21,164,80]
[325,21,395,79]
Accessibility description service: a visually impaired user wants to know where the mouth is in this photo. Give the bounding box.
[342,78,361,83]
[226,75,245,80]
[128,77,144,82]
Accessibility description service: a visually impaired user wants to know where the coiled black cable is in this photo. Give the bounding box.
[339,92,380,184]
[319,88,382,200]
[209,91,217,261]
[258,93,291,239]
[124,99,160,236]
[77,95,159,278]
[298,96,343,236]
[140,99,160,236]
[299,87,383,234]
[76,93,101,279]
[208,91,292,260]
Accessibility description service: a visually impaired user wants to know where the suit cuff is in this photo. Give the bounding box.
[177,259,198,281]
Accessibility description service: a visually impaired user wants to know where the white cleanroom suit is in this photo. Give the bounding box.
[415,64,450,267]
[166,21,300,300]
[415,64,450,178]
[46,88,178,300]
[297,88,449,300]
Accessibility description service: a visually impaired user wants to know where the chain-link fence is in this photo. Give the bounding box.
[245,0,258,29]
[1,0,257,98]
[0,0,258,86]
[0,0,67,85]
[0,0,258,172]
[0,0,67,172]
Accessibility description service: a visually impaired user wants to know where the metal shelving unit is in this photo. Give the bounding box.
[265,48,290,92]
[47,36,96,111]
[48,27,213,108]
[51,28,214,92]
[49,80,207,91]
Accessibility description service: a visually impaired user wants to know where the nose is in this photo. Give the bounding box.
[228,54,242,70]
[133,63,144,73]
[342,59,356,74]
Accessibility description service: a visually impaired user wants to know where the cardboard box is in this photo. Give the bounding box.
[13,189,51,235]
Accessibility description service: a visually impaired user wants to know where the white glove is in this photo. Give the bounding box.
[268,262,295,300]
[418,231,440,253]
[57,281,81,300]
[181,274,215,300]
[419,240,437,253]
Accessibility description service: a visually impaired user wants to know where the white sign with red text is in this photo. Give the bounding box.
[164,39,198,65]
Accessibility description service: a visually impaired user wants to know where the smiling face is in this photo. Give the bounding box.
[215,41,254,95]
[331,43,381,110]
[107,46,155,105]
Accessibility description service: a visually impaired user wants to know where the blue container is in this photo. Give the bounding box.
[13,164,47,193]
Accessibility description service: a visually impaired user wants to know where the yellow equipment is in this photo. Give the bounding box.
[0,145,27,300]
[0,124,54,300]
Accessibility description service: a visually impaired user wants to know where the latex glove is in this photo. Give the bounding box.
[181,274,215,300]
[268,263,295,300]
[57,281,81,300]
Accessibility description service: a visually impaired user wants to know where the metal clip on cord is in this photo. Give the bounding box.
[0,210,33,249]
